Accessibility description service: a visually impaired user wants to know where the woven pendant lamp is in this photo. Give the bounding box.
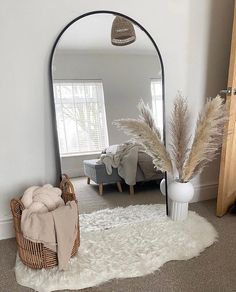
[111,16,136,46]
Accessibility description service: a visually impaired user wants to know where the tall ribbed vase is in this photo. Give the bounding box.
[168,181,194,221]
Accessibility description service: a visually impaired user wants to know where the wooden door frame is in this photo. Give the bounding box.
[217,1,236,216]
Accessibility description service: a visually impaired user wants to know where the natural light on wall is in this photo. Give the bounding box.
[53,80,109,156]
[151,79,163,134]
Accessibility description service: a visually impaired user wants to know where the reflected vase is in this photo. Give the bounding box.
[160,178,172,214]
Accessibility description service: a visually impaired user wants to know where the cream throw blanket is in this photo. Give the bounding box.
[21,184,64,213]
[21,185,78,270]
[98,142,142,186]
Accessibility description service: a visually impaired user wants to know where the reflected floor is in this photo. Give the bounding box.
[71,177,165,214]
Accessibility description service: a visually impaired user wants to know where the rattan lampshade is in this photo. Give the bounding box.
[111,16,136,46]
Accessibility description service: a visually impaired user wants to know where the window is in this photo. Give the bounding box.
[150,79,163,132]
[53,80,109,156]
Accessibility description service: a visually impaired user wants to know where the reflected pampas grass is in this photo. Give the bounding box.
[137,99,162,139]
[113,118,173,172]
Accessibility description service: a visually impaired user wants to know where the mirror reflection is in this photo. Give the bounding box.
[52,13,165,212]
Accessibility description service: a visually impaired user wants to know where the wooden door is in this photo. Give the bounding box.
[217,2,236,217]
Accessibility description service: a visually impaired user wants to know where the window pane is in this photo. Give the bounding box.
[151,79,163,133]
[53,80,109,155]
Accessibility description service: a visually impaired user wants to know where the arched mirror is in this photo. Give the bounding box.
[50,11,168,215]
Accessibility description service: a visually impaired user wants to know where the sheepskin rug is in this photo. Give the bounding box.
[15,204,217,292]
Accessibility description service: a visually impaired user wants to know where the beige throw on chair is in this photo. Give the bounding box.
[98,141,141,186]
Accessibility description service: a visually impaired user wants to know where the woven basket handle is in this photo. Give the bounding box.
[60,173,75,194]
[10,198,25,217]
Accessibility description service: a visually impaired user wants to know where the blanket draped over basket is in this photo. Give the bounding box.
[10,174,80,270]
[21,201,78,270]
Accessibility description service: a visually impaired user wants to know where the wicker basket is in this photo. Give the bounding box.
[10,174,80,269]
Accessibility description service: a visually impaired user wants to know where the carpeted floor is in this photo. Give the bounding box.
[1,177,236,292]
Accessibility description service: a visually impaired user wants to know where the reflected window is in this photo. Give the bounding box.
[151,79,163,132]
[53,80,109,156]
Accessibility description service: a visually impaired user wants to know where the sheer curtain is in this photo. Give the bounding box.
[53,80,109,155]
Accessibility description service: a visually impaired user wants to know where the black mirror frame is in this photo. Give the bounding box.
[49,10,169,216]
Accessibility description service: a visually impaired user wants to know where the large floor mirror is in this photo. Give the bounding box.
[50,11,168,214]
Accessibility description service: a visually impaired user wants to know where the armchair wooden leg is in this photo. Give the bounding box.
[99,184,103,195]
[87,177,90,184]
[129,185,134,195]
[116,181,122,192]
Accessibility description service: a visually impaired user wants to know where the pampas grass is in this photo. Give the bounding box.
[114,94,226,182]
[182,95,226,182]
[169,94,191,180]
[113,119,173,172]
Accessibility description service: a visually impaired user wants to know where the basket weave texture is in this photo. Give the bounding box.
[111,16,136,46]
[10,174,80,269]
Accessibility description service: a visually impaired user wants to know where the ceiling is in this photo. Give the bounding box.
[56,14,157,55]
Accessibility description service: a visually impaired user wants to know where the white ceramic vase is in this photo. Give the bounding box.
[168,180,194,221]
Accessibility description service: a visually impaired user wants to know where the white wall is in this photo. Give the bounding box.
[54,52,161,177]
[61,153,100,178]
[0,0,234,239]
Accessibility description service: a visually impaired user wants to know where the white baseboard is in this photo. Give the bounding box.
[63,167,84,178]
[0,216,14,240]
[191,183,218,203]
[0,183,218,240]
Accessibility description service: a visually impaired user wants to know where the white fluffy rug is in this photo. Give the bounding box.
[15,204,217,292]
